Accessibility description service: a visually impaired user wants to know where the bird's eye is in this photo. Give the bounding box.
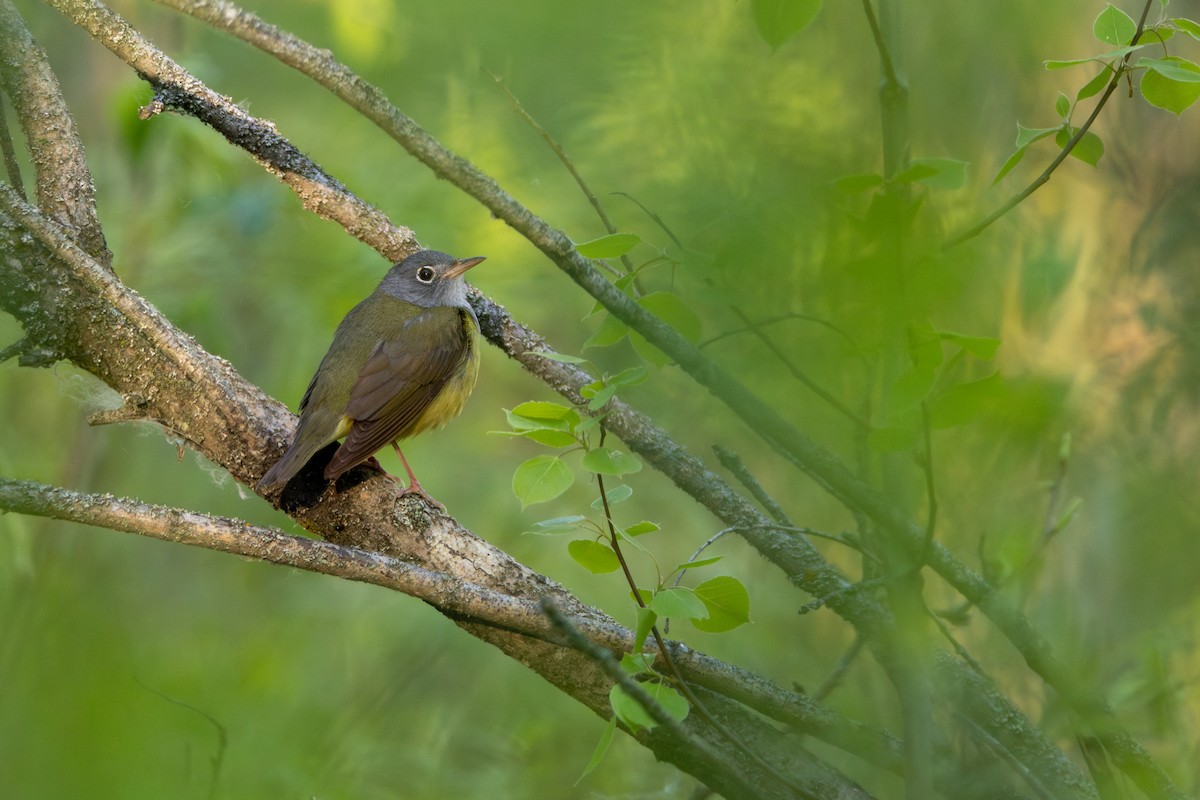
[416,266,436,283]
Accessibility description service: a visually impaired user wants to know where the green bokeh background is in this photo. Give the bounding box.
[3,0,1200,797]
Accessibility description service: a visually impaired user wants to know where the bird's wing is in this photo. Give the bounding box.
[324,306,471,478]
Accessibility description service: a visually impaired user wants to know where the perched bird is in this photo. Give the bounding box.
[257,249,486,500]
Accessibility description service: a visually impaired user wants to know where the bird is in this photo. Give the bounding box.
[257,249,486,501]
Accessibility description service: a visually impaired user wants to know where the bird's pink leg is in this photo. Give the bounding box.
[391,443,443,509]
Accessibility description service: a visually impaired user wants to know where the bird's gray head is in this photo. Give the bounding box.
[378,250,486,308]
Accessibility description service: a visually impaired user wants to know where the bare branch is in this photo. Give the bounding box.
[0,0,108,261]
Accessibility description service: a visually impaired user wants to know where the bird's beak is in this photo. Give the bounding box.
[444,256,486,279]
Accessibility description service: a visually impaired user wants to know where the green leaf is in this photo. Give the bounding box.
[648,682,689,721]
[620,652,656,675]
[582,447,643,476]
[583,381,621,411]
[1094,3,1136,46]
[608,366,649,387]
[583,313,630,349]
[833,173,884,194]
[992,147,1026,185]
[530,350,589,365]
[1175,18,1200,42]
[568,539,622,573]
[634,606,656,652]
[1077,66,1114,100]
[1045,44,1146,70]
[1055,91,1071,118]
[576,232,641,259]
[1015,124,1061,148]
[623,520,660,536]
[609,684,657,731]
[1053,128,1104,166]
[939,330,1001,360]
[525,515,588,535]
[907,157,968,190]
[649,587,709,620]
[889,162,938,185]
[868,425,916,453]
[928,373,1003,429]
[578,717,617,782]
[512,400,579,423]
[1139,56,1200,82]
[674,555,724,571]
[750,0,822,49]
[512,455,574,507]
[1141,57,1200,113]
[691,576,751,632]
[591,484,633,508]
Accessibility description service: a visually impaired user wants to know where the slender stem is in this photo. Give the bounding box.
[730,306,871,431]
[944,0,1155,249]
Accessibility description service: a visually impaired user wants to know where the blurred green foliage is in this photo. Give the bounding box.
[3,0,1200,797]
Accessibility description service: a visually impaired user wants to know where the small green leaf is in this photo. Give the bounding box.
[907,157,968,190]
[577,717,617,782]
[1094,3,1136,46]
[889,162,938,185]
[1141,57,1200,113]
[510,401,580,425]
[751,0,822,49]
[525,515,588,535]
[1055,91,1071,118]
[568,539,622,573]
[609,684,657,731]
[939,330,1001,360]
[674,555,724,571]
[584,381,621,411]
[1175,18,1200,42]
[634,606,656,652]
[1015,123,1061,148]
[531,350,589,365]
[582,447,643,476]
[833,173,884,194]
[591,484,633,508]
[992,147,1026,185]
[1139,56,1200,82]
[620,652,656,675]
[512,455,574,507]
[647,682,689,721]
[928,373,1003,429]
[624,520,660,536]
[1077,67,1114,100]
[1055,128,1105,166]
[650,587,710,620]
[583,313,630,349]
[608,366,649,387]
[576,232,642,259]
[691,576,751,632]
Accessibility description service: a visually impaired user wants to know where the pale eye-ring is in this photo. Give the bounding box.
[416,265,436,283]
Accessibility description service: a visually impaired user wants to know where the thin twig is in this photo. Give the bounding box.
[713,445,794,526]
[944,0,1156,248]
[730,306,871,431]
[813,636,865,702]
